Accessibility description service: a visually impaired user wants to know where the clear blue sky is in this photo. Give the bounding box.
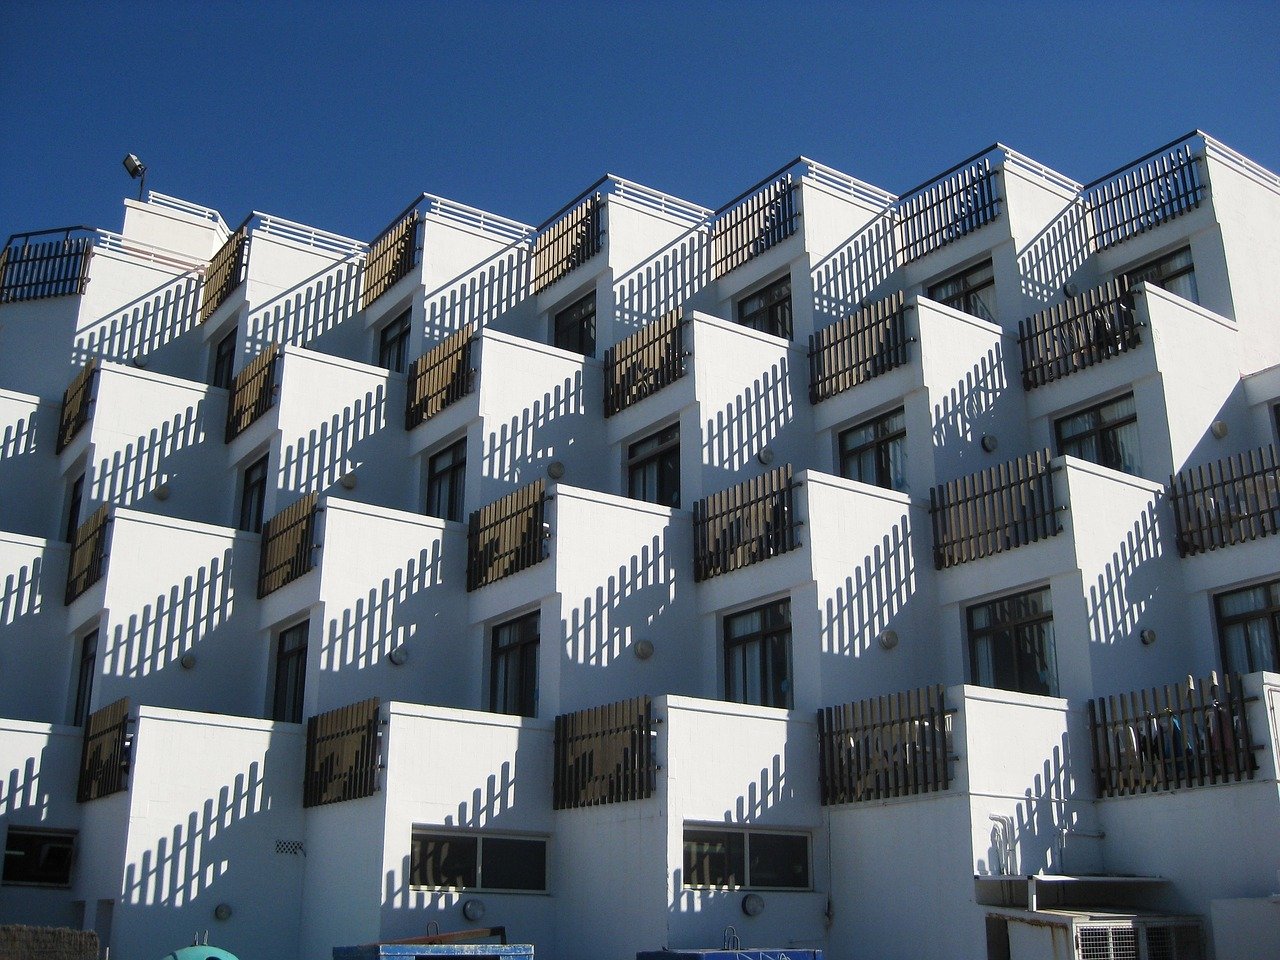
[2,1,1277,243]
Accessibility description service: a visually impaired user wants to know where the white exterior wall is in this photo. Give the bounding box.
[0,390,60,538]
[0,534,70,722]
[120,197,225,262]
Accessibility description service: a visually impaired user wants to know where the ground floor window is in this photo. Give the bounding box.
[967,586,1058,697]
[1215,577,1280,674]
[410,831,547,892]
[724,598,792,709]
[2,828,76,887]
[491,611,539,717]
[682,826,809,889]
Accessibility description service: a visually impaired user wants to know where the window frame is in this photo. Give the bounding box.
[966,585,1059,698]
[736,274,793,340]
[424,437,467,523]
[409,829,549,893]
[211,325,238,390]
[1214,576,1280,675]
[272,619,309,723]
[1053,391,1140,476]
[926,258,996,322]
[377,308,412,374]
[72,629,98,727]
[553,290,597,357]
[837,406,908,492]
[627,422,681,508]
[490,610,540,718]
[1121,245,1198,304]
[2,827,77,888]
[64,471,86,543]
[238,453,270,533]
[723,597,793,710]
[681,825,811,891]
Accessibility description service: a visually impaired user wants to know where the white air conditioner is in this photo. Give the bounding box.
[993,909,1204,960]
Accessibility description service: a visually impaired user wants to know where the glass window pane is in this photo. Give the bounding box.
[411,834,477,888]
[748,833,809,888]
[683,830,744,888]
[480,837,546,891]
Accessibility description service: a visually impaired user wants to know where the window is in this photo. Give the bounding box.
[272,620,308,723]
[628,423,680,508]
[64,472,85,543]
[211,326,237,389]
[72,630,97,727]
[927,259,995,322]
[967,587,1058,697]
[1055,392,1140,476]
[737,274,792,339]
[682,827,809,890]
[491,611,539,717]
[2,828,76,887]
[425,439,466,522]
[1215,577,1280,675]
[553,291,596,356]
[724,598,792,709]
[410,832,547,892]
[1123,246,1198,304]
[838,407,907,492]
[378,308,412,373]
[239,455,269,533]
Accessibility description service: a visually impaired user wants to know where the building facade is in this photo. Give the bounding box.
[1,132,1279,960]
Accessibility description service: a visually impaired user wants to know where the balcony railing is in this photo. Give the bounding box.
[258,493,320,598]
[1017,276,1139,390]
[553,696,657,810]
[1168,445,1280,558]
[199,218,250,323]
[808,290,910,403]
[65,504,110,604]
[303,697,382,808]
[603,311,688,417]
[1083,133,1206,250]
[818,685,951,804]
[56,360,98,453]
[362,202,423,311]
[466,480,548,591]
[405,324,475,430]
[710,168,799,280]
[1088,673,1257,797]
[897,151,1001,263]
[693,465,799,582]
[929,450,1061,570]
[77,697,131,802]
[0,227,95,303]
[531,187,604,294]
[225,343,280,442]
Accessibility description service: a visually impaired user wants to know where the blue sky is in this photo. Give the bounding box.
[2,1,1277,243]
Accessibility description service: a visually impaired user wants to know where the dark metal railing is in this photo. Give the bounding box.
[710,168,799,279]
[258,493,320,598]
[531,188,603,294]
[200,219,250,323]
[0,227,95,303]
[1168,445,1280,558]
[225,343,280,442]
[1088,673,1257,797]
[1017,276,1139,390]
[929,450,1061,570]
[693,465,799,582]
[1083,133,1206,250]
[65,504,110,604]
[897,152,1001,263]
[554,696,657,810]
[77,697,131,802]
[466,480,548,591]
[808,290,910,403]
[603,311,688,417]
[57,360,99,453]
[303,697,382,808]
[405,324,475,430]
[362,201,423,310]
[818,685,951,804]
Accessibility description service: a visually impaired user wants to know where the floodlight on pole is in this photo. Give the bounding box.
[122,153,147,201]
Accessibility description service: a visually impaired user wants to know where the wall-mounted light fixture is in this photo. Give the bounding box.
[388,646,409,666]
[462,898,485,922]
[980,434,998,453]
[122,153,147,201]
[741,893,765,917]
[1211,420,1229,439]
[1140,629,1158,646]
[547,461,565,480]
[878,629,899,651]
[180,652,197,670]
[1062,281,1080,298]
[153,483,171,502]
[213,903,232,921]
[633,639,655,660]
[757,447,775,466]
[339,472,357,490]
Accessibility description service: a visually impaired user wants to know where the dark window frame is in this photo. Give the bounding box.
[627,422,681,508]
[1054,391,1140,476]
[72,629,98,727]
[490,610,539,718]
[272,619,309,723]
[927,258,996,321]
[64,472,85,544]
[211,325,238,390]
[2,827,77,888]
[239,454,270,533]
[736,274,793,340]
[425,438,467,523]
[682,825,810,890]
[378,307,412,374]
[409,830,548,893]
[553,290,596,357]
[724,598,793,709]
[1214,576,1280,675]
[967,586,1058,698]
[1121,245,1198,304]
[838,406,908,492]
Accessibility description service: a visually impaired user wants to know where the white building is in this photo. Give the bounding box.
[1,132,1279,960]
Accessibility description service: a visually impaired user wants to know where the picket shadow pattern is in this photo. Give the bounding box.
[1088,674,1256,797]
[553,696,657,810]
[258,493,320,598]
[57,360,99,453]
[929,450,1061,570]
[897,156,1001,263]
[200,222,249,323]
[531,192,602,294]
[466,480,548,591]
[1084,137,1205,250]
[0,228,95,303]
[808,291,910,403]
[303,697,382,808]
[405,324,476,429]
[1168,445,1280,557]
[225,343,280,442]
[1017,276,1139,390]
[693,465,799,582]
[710,174,798,279]
[77,697,132,802]
[603,311,688,417]
[362,206,422,310]
[65,505,110,604]
[818,685,951,804]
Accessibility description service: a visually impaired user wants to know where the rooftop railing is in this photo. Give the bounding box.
[808,290,911,403]
[224,343,280,442]
[0,227,96,303]
[146,191,229,234]
[693,465,800,582]
[77,697,132,803]
[603,311,688,417]
[56,360,98,453]
[710,164,800,280]
[65,504,110,604]
[1082,132,1206,250]
[466,480,549,591]
[1017,276,1140,390]
[258,493,321,598]
[553,696,657,810]
[405,325,476,430]
[303,697,382,808]
[1168,445,1279,558]
[896,147,1002,263]
[929,450,1062,570]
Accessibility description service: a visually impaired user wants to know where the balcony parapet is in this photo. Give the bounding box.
[225,342,280,442]
[65,503,110,604]
[895,146,1003,264]
[1017,276,1140,390]
[603,310,688,417]
[693,465,800,582]
[76,697,132,802]
[808,289,911,403]
[56,359,98,453]
[1168,445,1279,558]
[258,492,321,598]
[405,324,476,429]
[553,695,657,810]
[303,697,382,808]
[466,479,549,591]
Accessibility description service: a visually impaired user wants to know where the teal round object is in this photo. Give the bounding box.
[160,947,240,960]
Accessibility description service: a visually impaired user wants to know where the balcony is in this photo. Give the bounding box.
[362,202,422,311]
[405,324,476,429]
[1017,276,1140,389]
[531,182,605,294]
[200,216,250,323]
[710,163,800,279]
[1082,132,1206,251]
[808,290,911,403]
[303,697,382,807]
[466,480,549,591]
[77,697,132,802]
[0,226,95,303]
[225,343,280,442]
[553,696,657,809]
[258,493,321,598]
[56,359,98,453]
[692,465,799,582]
[603,310,688,417]
[1168,445,1279,557]
[896,147,1002,264]
[65,504,110,604]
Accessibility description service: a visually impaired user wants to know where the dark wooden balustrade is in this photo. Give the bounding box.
[225,343,280,442]
[808,291,910,403]
[303,697,382,807]
[603,311,688,417]
[57,360,98,453]
[362,205,422,310]
[466,480,548,591]
[1018,276,1139,389]
[693,466,798,582]
[200,221,249,323]
[710,174,798,279]
[897,155,1001,263]
[405,325,475,429]
[77,698,131,802]
[258,493,320,598]
[1084,135,1205,250]
[0,227,95,303]
[531,192,603,294]
[65,504,110,604]
[554,696,657,810]
[1168,446,1279,557]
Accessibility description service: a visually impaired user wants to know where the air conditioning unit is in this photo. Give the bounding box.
[993,909,1204,960]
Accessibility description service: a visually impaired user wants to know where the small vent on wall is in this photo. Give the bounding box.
[275,839,305,856]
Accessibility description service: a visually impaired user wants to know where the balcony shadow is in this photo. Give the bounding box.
[278,385,389,499]
[702,357,795,477]
[248,258,363,355]
[810,209,898,329]
[483,371,587,488]
[1016,199,1091,309]
[75,271,202,370]
[820,516,916,659]
[612,226,709,337]
[930,342,1012,478]
[424,242,530,343]
[1,556,43,628]
[1,408,38,464]
[2,743,53,820]
[92,402,212,508]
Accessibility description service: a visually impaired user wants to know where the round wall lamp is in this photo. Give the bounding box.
[757,447,775,466]
[633,638,655,661]
[462,898,486,922]
[741,893,765,917]
[1140,629,1158,646]
[153,483,171,502]
[1211,420,1229,439]
[388,646,410,666]
[131,354,149,368]
[339,472,357,490]
[180,652,197,670]
[980,434,999,453]
[213,903,232,921]
[878,629,899,651]
[547,461,566,480]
